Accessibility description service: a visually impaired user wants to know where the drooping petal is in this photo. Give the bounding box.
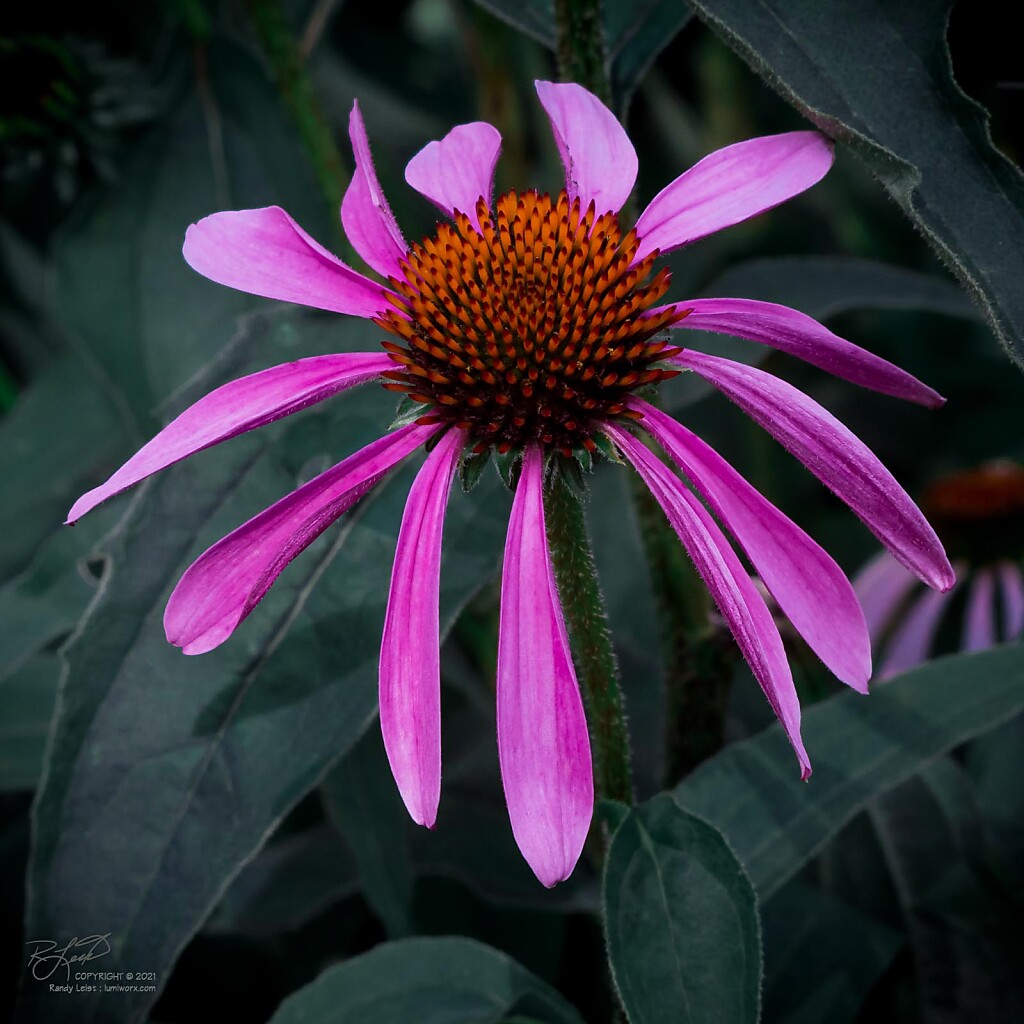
[379,429,464,828]
[68,353,394,523]
[963,568,996,652]
[405,123,502,230]
[659,298,943,408]
[341,100,408,278]
[634,400,870,691]
[678,350,956,593]
[607,423,811,778]
[164,424,434,656]
[634,132,834,260]
[852,550,920,643]
[998,561,1024,640]
[879,586,956,679]
[497,445,593,887]
[534,80,638,215]
[183,206,390,316]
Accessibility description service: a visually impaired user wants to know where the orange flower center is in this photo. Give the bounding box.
[923,462,1024,562]
[375,189,686,454]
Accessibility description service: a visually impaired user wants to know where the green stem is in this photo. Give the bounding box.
[245,0,349,242]
[553,0,609,101]
[545,474,633,809]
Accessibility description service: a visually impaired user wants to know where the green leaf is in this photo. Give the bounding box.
[267,936,585,1024]
[17,314,509,1024]
[667,254,982,411]
[208,825,359,937]
[683,0,1024,368]
[603,2,694,109]
[322,727,416,937]
[674,645,1024,901]
[869,758,1024,1020]
[966,711,1024,864]
[761,881,901,1024]
[469,0,692,109]
[0,356,134,579]
[0,656,59,792]
[701,256,979,322]
[603,794,761,1024]
[52,41,328,431]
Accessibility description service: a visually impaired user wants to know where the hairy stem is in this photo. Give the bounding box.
[545,474,633,810]
[554,0,609,102]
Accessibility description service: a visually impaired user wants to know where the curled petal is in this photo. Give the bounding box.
[635,400,870,691]
[998,561,1024,640]
[678,350,956,592]
[405,123,502,230]
[963,568,997,652]
[341,101,408,277]
[183,206,390,316]
[164,424,434,655]
[879,586,956,680]
[534,80,638,215]
[497,445,593,886]
[853,550,920,643]
[635,132,834,259]
[659,298,943,408]
[607,424,810,778]
[68,353,394,523]
[379,429,464,828]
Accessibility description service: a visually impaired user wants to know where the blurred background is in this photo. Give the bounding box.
[2,2,1023,1022]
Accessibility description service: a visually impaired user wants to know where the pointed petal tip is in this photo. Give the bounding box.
[66,491,100,525]
[800,763,813,782]
[836,662,872,695]
[399,791,438,830]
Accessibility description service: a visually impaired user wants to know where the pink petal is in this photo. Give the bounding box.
[635,400,870,691]
[963,568,996,652]
[852,550,920,643]
[678,350,956,593]
[660,298,943,408]
[634,132,834,259]
[879,586,955,680]
[607,424,811,778]
[379,429,464,828]
[497,445,593,886]
[164,424,435,655]
[67,353,394,523]
[341,100,408,278]
[534,81,638,215]
[405,123,502,230]
[183,206,390,316]
[998,561,1024,640]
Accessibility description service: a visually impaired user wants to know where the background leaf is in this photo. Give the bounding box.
[761,880,901,1024]
[468,0,692,109]
[267,937,585,1024]
[683,0,1024,368]
[869,758,1024,1019]
[603,794,761,1024]
[17,328,509,1022]
[674,645,1024,900]
[322,727,415,937]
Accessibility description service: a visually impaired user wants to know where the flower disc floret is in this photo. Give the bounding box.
[375,189,686,455]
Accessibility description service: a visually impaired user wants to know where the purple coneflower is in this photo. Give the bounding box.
[856,462,1023,679]
[67,82,954,886]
